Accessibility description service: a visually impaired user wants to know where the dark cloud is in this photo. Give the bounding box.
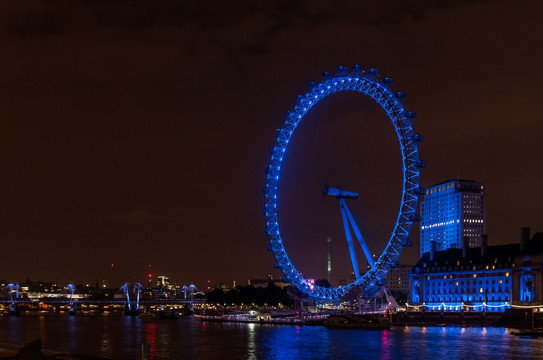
[107,209,161,223]
[0,0,542,287]
[6,10,69,37]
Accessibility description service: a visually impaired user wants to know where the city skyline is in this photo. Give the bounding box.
[1,1,543,288]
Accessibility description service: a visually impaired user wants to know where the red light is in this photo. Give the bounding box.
[148,273,152,278]
[207,280,211,283]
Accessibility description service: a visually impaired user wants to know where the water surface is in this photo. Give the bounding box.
[1,313,543,359]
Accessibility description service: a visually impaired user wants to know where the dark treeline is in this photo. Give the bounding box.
[206,283,293,307]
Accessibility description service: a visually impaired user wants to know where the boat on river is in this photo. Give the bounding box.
[155,309,180,320]
[200,310,327,325]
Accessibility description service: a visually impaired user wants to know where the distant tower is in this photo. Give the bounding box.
[327,237,332,285]
[420,179,486,257]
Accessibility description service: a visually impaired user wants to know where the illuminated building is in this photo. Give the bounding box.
[157,275,170,288]
[420,179,485,257]
[512,228,543,304]
[385,265,413,296]
[408,228,543,312]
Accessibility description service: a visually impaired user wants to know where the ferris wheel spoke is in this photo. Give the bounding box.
[341,198,375,269]
[339,201,361,280]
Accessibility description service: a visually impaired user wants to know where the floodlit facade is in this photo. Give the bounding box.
[408,228,543,312]
[420,179,485,257]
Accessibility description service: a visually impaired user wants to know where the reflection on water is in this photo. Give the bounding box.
[247,322,257,360]
[380,329,390,360]
[1,314,543,359]
[143,322,157,357]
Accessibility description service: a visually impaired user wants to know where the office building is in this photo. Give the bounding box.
[385,265,413,296]
[420,179,485,257]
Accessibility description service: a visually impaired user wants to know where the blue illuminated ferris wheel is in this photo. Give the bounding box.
[263,65,426,302]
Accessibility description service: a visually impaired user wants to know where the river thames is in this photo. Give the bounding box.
[2,313,543,359]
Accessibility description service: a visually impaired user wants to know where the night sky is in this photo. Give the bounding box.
[1,1,542,289]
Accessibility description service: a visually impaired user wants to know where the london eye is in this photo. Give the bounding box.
[263,65,425,302]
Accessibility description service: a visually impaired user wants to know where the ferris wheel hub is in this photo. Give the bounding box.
[323,186,359,199]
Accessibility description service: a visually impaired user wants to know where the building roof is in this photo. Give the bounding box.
[522,232,543,254]
[413,245,517,271]
[427,179,478,187]
[412,232,543,272]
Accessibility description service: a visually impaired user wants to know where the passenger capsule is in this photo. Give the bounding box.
[414,187,426,195]
[404,111,417,120]
[367,68,379,78]
[336,65,348,74]
[381,77,393,87]
[352,64,363,73]
[394,91,407,101]
[415,160,427,168]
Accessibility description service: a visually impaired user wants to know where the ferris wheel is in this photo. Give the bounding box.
[263,65,425,302]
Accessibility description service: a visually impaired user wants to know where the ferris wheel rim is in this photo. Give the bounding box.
[263,65,424,301]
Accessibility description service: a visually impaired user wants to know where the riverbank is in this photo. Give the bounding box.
[393,309,543,329]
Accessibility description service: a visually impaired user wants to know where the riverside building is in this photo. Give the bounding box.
[408,228,543,312]
[385,265,413,296]
[420,179,485,257]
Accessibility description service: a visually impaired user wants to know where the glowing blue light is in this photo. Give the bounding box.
[263,65,423,301]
